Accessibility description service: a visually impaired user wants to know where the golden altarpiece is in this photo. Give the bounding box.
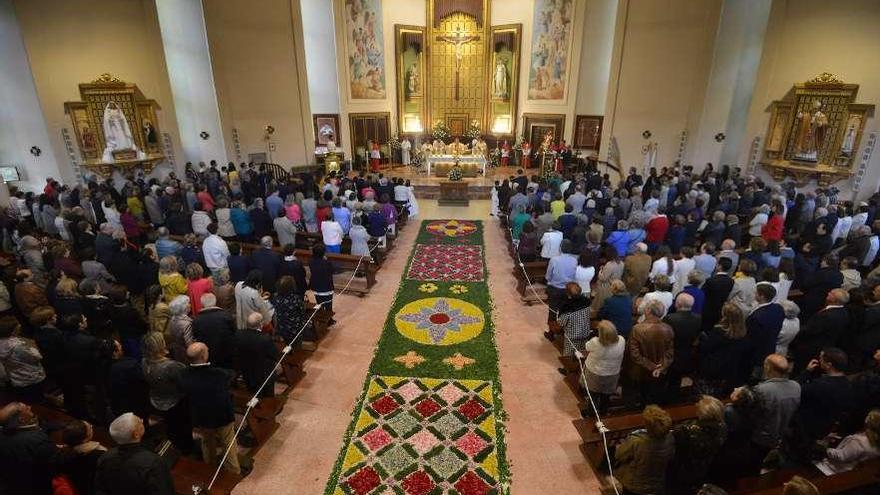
[64,73,166,177]
[761,72,874,186]
[394,0,521,142]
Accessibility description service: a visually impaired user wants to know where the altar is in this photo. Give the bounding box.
[425,155,487,177]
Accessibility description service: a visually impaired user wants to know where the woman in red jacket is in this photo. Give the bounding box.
[761,204,784,242]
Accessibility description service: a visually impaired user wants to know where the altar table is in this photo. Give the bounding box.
[425,155,488,177]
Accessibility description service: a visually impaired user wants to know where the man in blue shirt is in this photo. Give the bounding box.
[265,190,284,219]
[545,240,578,323]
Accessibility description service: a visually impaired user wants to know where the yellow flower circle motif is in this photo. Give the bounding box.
[418,283,438,293]
[395,297,485,346]
[426,220,478,238]
[450,284,469,295]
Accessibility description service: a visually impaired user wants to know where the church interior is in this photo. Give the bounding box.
[1,0,880,494]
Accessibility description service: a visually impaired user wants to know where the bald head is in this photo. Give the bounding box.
[247,312,264,330]
[186,342,209,364]
[636,242,648,254]
[0,402,33,429]
[827,288,850,306]
[764,354,789,378]
[675,293,694,311]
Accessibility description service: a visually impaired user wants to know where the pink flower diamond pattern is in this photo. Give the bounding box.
[395,382,424,403]
[455,431,489,458]
[407,244,484,282]
[437,383,465,404]
[408,429,441,455]
[361,427,393,452]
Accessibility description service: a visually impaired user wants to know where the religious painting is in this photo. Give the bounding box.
[395,25,426,135]
[313,114,341,147]
[573,115,603,150]
[488,24,521,137]
[527,0,574,101]
[67,104,98,158]
[765,103,792,155]
[344,0,386,100]
[136,101,161,152]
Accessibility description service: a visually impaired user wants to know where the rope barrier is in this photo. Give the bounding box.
[504,214,620,495]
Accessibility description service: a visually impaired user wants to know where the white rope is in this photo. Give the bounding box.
[204,225,394,491]
[503,215,620,495]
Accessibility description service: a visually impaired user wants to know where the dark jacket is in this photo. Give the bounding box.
[249,248,282,292]
[94,233,117,266]
[235,328,280,397]
[227,254,251,284]
[792,306,850,372]
[701,273,734,332]
[745,302,786,375]
[34,324,65,378]
[280,258,308,296]
[0,425,58,495]
[663,311,702,373]
[309,258,335,293]
[192,307,237,369]
[598,294,634,338]
[108,356,150,418]
[94,443,174,495]
[60,445,105,495]
[179,364,236,428]
[794,371,855,441]
[797,266,843,319]
[698,326,749,391]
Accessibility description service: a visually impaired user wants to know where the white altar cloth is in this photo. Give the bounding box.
[425,155,488,176]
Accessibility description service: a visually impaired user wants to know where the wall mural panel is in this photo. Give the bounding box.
[395,25,426,135]
[344,0,386,99]
[527,0,574,101]
[488,24,521,137]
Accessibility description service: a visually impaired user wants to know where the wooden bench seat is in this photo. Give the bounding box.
[730,458,880,495]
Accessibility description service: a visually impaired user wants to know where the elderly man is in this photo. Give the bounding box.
[663,293,701,401]
[622,242,652,296]
[717,239,739,273]
[94,222,118,265]
[626,300,674,406]
[249,236,282,292]
[0,402,58,495]
[179,343,240,475]
[192,293,237,370]
[737,354,801,475]
[236,312,281,398]
[155,227,183,260]
[797,254,844,320]
[94,413,174,495]
[792,288,850,373]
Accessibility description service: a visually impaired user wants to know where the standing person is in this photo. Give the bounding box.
[140,333,194,455]
[349,216,370,257]
[580,320,625,417]
[0,316,46,403]
[191,293,237,370]
[574,251,596,297]
[598,280,635,339]
[546,282,591,358]
[545,240,578,324]
[179,343,240,475]
[273,276,315,350]
[202,223,230,279]
[670,396,728,493]
[747,354,801,475]
[59,420,108,495]
[0,402,59,495]
[94,413,174,495]
[744,284,786,380]
[309,244,336,323]
[321,213,344,254]
[274,210,298,249]
[626,300,674,406]
[236,313,281,398]
[701,257,735,332]
[592,245,624,312]
[622,243,652,297]
[185,263,213,315]
[249,236,282,293]
[234,270,275,330]
[167,296,193,363]
[663,294,702,401]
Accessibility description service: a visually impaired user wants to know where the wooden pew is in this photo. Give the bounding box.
[513,261,549,304]
[730,458,880,495]
[231,389,281,455]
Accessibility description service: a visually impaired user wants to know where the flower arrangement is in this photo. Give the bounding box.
[388,133,401,151]
[489,146,502,168]
[432,120,451,143]
[465,120,481,141]
[512,134,526,152]
[447,161,463,181]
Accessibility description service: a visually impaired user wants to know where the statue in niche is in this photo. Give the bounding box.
[102,101,142,162]
[841,114,861,155]
[406,62,420,98]
[493,61,508,99]
[143,120,158,145]
[794,100,828,161]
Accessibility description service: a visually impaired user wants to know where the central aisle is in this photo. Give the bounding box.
[232,200,596,494]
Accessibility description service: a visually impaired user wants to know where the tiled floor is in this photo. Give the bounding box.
[231,200,597,494]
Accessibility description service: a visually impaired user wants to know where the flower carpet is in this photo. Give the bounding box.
[326,221,509,495]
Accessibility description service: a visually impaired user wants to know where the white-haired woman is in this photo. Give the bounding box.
[580,320,625,417]
[776,300,801,357]
[167,295,193,362]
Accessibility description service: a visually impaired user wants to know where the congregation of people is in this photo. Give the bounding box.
[0,160,417,494]
[497,163,880,494]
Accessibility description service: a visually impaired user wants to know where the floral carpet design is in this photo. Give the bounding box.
[407,244,484,282]
[327,220,508,495]
[336,376,500,495]
[425,220,478,238]
[396,298,484,346]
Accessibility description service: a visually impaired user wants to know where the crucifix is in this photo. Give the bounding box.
[437,27,480,100]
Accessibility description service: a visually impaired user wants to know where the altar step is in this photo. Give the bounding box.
[412,183,493,199]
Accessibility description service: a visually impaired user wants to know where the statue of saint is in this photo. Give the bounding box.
[795,100,828,160]
[143,120,157,145]
[841,115,861,155]
[406,63,420,97]
[493,61,508,98]
[102,101,139,161]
